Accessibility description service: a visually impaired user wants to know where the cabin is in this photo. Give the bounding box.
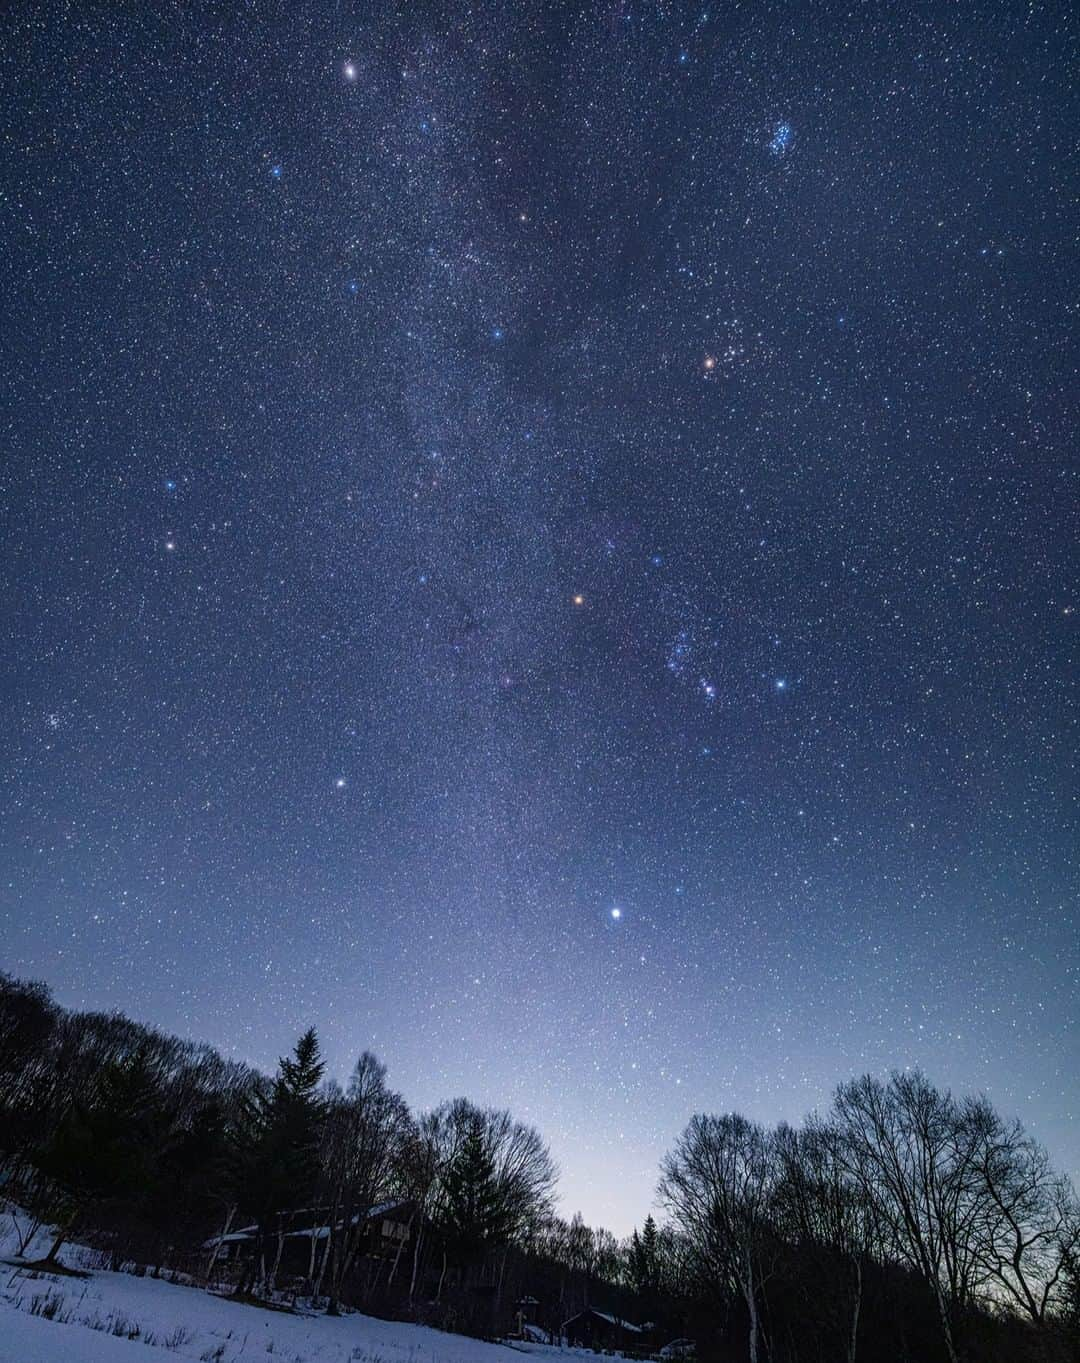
[204,1199,415,1281]
[562,1306,646,1352]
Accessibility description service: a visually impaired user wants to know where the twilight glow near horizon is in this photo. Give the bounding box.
[1,0,1076,1234]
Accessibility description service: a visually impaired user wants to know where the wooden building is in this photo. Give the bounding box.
[562,1306,646,1352]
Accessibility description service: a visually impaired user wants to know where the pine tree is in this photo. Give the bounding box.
[235,1028,325,1296]
[627,1214,661,1299]
[35,1046,166,1264]
[439,1121,512,1275]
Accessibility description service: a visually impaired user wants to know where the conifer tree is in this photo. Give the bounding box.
[440,1120,512,1275]
[236,1028,325,1295]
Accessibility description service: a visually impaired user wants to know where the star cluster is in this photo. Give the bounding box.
[1,0,1076,1231]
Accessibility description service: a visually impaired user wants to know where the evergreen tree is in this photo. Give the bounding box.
[34,1045,166,1263]
[235,1028,325,1295]
[627,1214,661,1298]
[440,1120,512,1273]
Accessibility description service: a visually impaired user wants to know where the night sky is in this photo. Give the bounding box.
[2,1,1077,1234]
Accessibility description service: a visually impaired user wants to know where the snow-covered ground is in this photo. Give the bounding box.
[0,1210,637,1363]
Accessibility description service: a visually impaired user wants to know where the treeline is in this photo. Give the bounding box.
[1,970,1077,1363]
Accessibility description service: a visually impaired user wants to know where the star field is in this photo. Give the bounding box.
[1,0,1077,1232]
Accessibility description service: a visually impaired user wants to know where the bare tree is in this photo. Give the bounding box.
[659,1113,776,1363]
[967,1102,1080,1324]
[833,1072,986,1363]
[773,1117,880,1363]
[316,1051,412,1313]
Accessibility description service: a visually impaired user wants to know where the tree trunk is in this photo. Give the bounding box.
[204,1205,236,1283]
[387,1216,411,1289]
[314,1230,332,1301]
[436,1247,448,1302]
[745,1254,759,1363]
[935,1288,960,1363]
[847,1256,862,1363]
[267,1221,285,1295]
[43,1225,68,1265]
[409,1221,425,1302]
[42,1204,78,1266]
[325,1229,342,1316]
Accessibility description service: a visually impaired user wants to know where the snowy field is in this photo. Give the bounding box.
[0,1210,636,1363]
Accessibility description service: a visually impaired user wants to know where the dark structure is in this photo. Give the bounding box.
[562,1306,646,1352]
[204,1199,414,1282]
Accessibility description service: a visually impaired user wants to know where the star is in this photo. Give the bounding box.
[334,777,347,789]
[572,594,586,607]
[610,907,622,920]
[344,62,357,81]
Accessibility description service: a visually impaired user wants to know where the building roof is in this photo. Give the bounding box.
[202,1200,411,1250]
[561,1307,643,1334]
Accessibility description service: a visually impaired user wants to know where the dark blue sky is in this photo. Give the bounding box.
[2,0,1076,1232]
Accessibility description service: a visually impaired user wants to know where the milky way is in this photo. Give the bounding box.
[2,1,1076,1231]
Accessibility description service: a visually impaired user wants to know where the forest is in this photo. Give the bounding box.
[1,970,1077,1363]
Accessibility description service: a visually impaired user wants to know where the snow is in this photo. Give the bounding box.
[0,1210,643,1363]
[0,1307,156,1363]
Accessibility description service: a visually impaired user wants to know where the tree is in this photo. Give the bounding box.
[34,1045,167,1264]
[316,1050,412,1312]
[431,1101,557,1301]
[833,1072,986,1363]
[967,1103,1080,1325]
[441,1119,509,1271]
[627,1213,662,1299]
[659,1113,776,1363]
[235,1028,325,1296]
[772,1117,878,1363]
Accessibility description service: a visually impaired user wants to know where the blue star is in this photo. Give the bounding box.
[164,479,177,493]
[775,677,788,691]
[269,163,283,179]
[491,326,505,342]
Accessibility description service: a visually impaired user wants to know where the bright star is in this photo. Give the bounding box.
[269,164,283,179]
[572,594,585,606]
[344,62,357,80]
[335,777,346,789]
[611,907,622,920]
[775,678,787,690]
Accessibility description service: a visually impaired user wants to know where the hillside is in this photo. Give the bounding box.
[0,1213,630,1363]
